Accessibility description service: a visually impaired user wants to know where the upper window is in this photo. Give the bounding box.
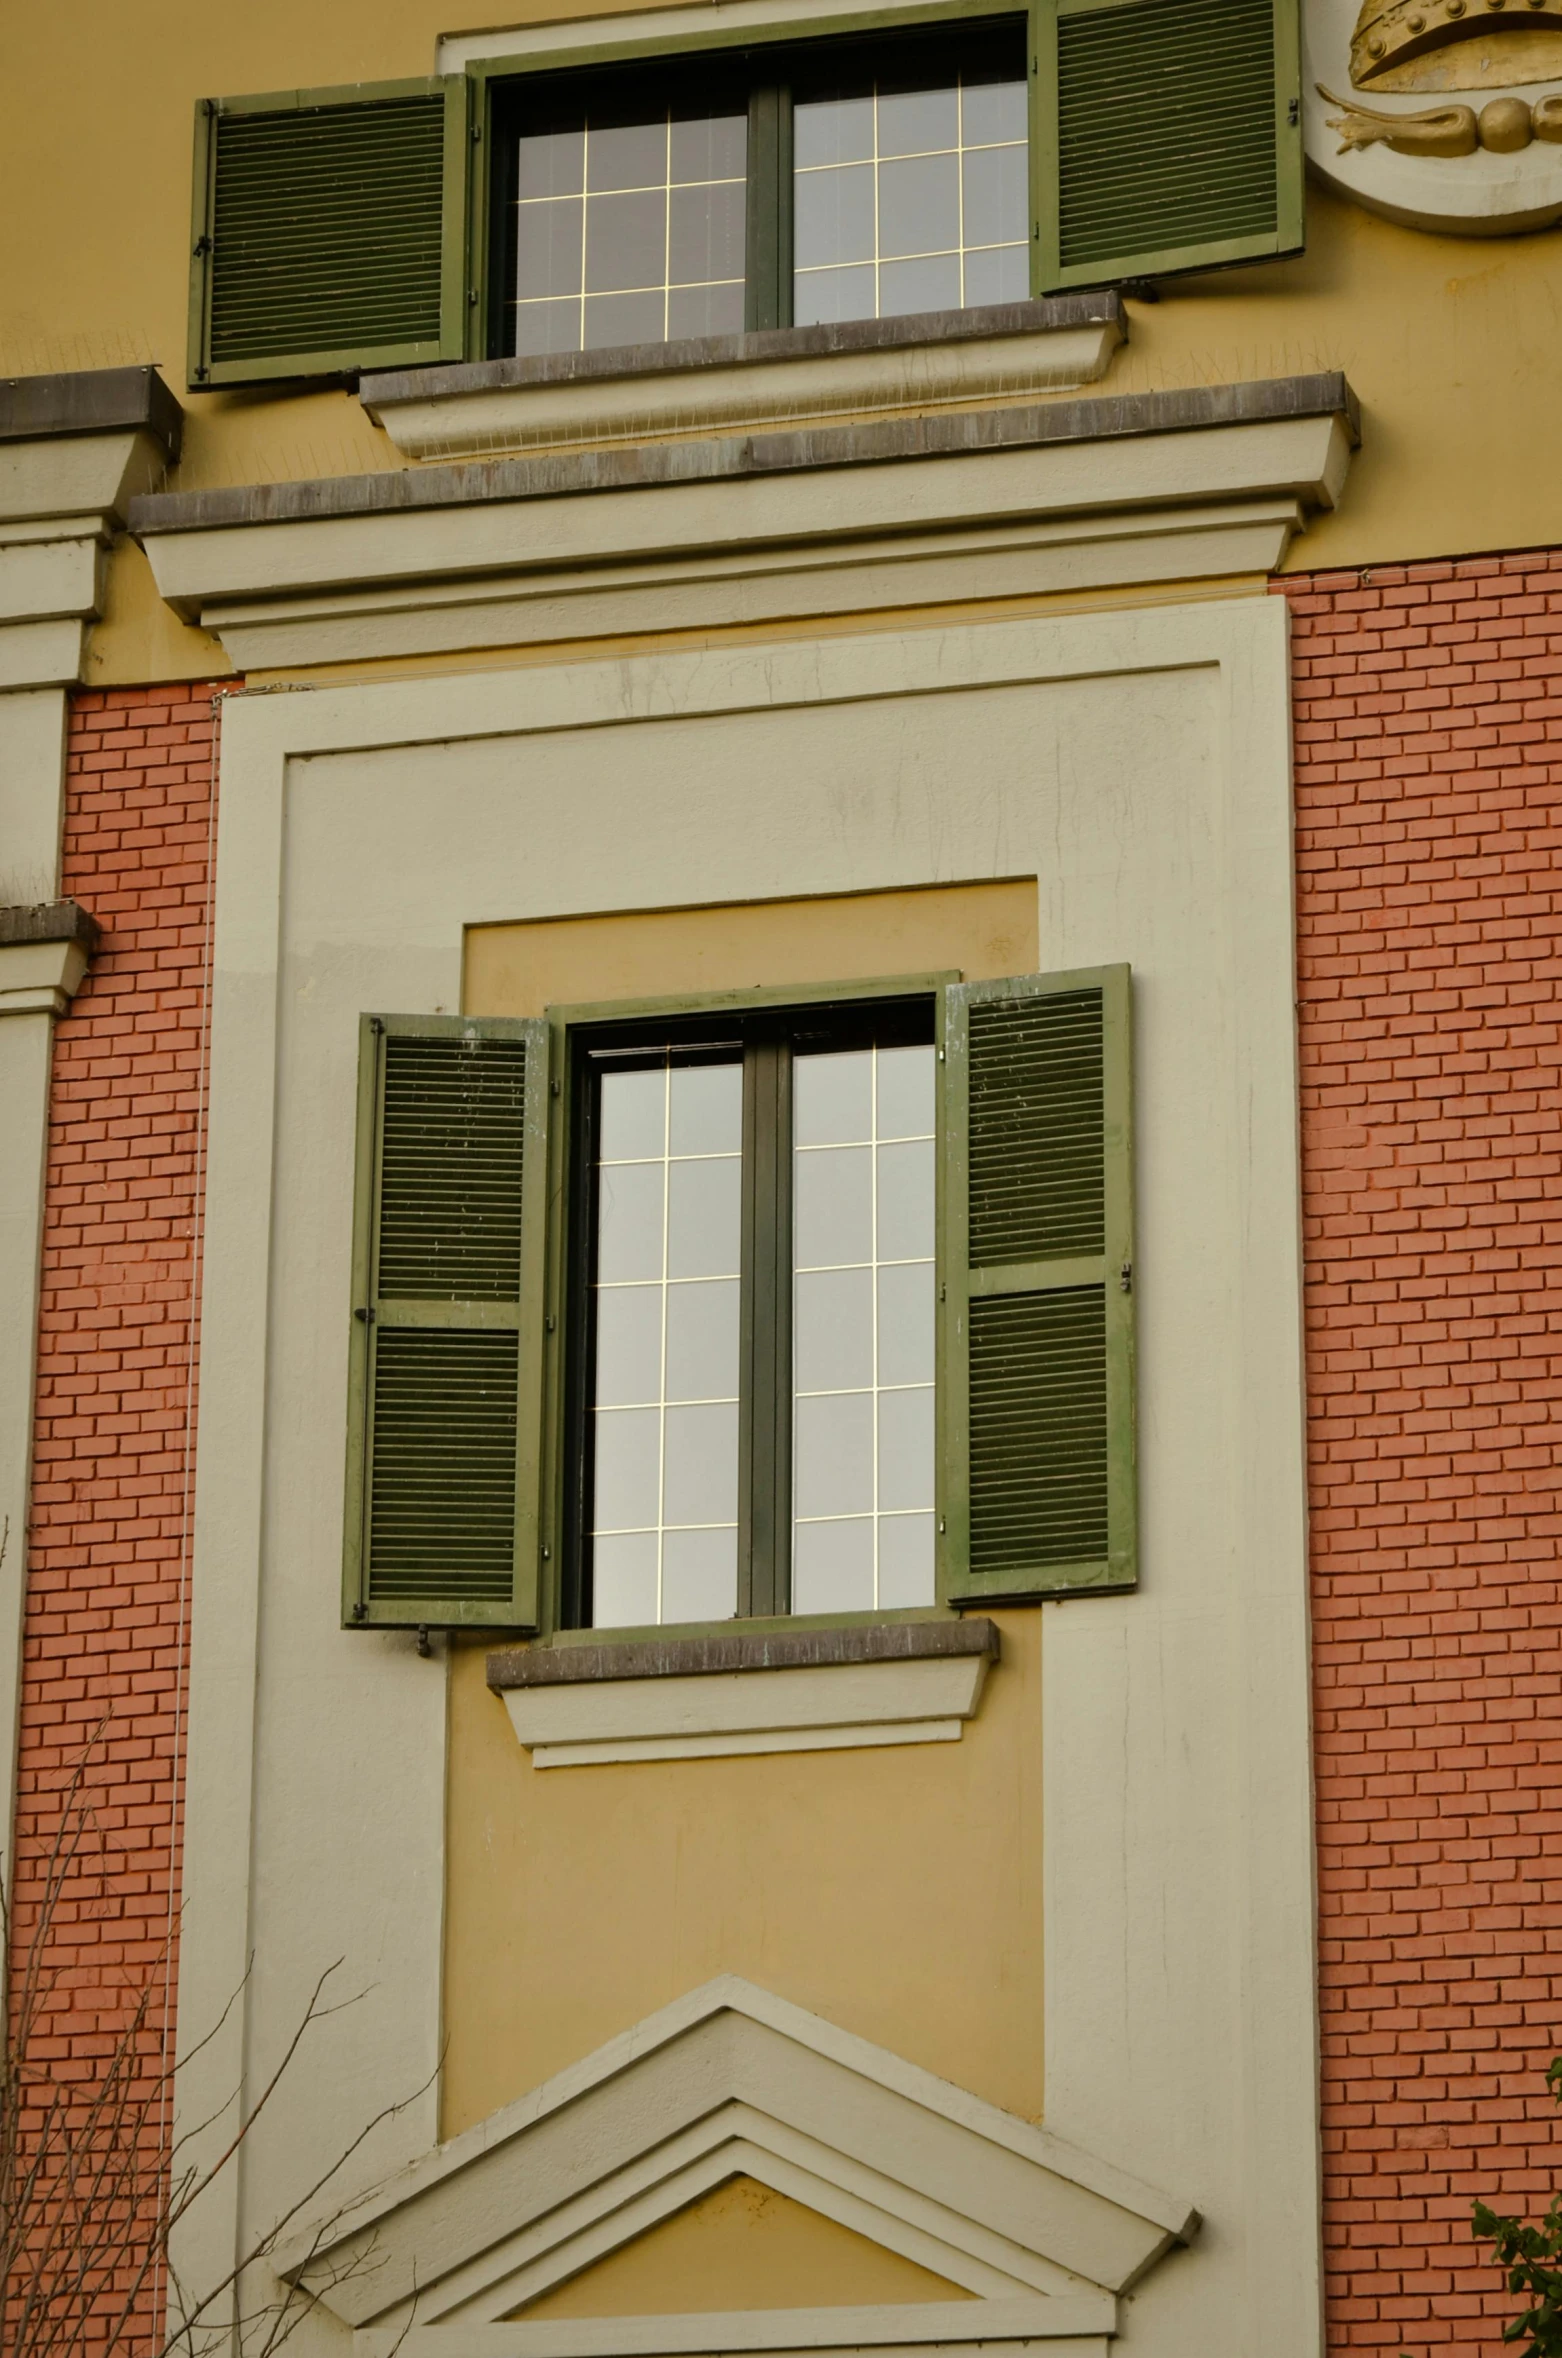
[488,26,1028,358]
[341,971,1136,1638]
[187,0,1303,389]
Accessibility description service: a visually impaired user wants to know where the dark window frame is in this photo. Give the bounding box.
[558,991,937,1632]
[471,4,1034,359]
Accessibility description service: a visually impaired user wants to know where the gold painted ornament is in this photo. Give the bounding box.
[1349,0,1562,86]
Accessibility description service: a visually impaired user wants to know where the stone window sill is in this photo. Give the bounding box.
[359,296,1124,465]
[487,1617,999,1767]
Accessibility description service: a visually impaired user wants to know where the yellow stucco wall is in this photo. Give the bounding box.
[443,881,1043,2158]
[511,2177,973,2316]
[5,4,1562,684]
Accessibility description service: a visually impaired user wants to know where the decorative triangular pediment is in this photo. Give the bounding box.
[276,1978,1199,2356]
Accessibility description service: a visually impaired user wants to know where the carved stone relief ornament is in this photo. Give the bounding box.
[1304,0,1562,225]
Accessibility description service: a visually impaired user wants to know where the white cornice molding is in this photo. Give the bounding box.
[438,0,995,70]
[500,1649,992,1763]
[272,1977,1196,2350]
[362,313,1124,465]
[131,383,1356,670]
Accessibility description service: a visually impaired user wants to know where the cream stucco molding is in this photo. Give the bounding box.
[130,377,1356,670]
[359,303,1125,465]
[438,0,1006,71]
[176,596,1321,2356]
[491,1624,997,1764]
[272,1977,1195,2352]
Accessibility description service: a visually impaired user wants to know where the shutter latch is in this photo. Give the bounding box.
[1119,1261,1133,1293]
[355,1305,376,1324]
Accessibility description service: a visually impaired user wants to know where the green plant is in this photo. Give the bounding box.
[1470,2059,1562,2356]
[1399,2057,1562,2358]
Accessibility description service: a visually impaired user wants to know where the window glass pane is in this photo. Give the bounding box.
[589,1052,741,1627]
[792,1038,936,1610]
[793,37,1028,331]
[793,1516,875,1615]
[512,94,746,358]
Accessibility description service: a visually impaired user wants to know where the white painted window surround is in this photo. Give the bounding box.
[438,0,996,76]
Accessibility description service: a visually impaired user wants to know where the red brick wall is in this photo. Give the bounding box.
[9,683,225,2337]
[1283,553,1562,2352]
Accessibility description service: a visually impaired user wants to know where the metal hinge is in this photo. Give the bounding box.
[1119,1261,1133,1294]
[355,1305,376,1324]
[1288,96,1300,124]
[192,234,213,258]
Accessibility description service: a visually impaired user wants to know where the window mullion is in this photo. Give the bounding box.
[745,82,792,334]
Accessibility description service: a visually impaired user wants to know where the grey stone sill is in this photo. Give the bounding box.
[359,294,1124,409]
[0,900,101,953]
[130,372,1359,537]
[488,1616,999,1691]
[0,366,182,463]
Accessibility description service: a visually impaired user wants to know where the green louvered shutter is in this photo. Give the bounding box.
[343,1015,549,1631]
[1034,0,1302,291]
[938,968,1134,1602]
[188,77,469,389]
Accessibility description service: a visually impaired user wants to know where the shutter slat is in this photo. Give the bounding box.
[368,1330,520,1601]
[939,968,1135,1601]
[1039,0,1302,289]
[343,1014,549,1631]
[191,77,467,385]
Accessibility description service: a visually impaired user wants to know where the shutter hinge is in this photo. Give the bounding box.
[468,287,480,305]
[551,1078,561,1096]
[541,1544,551,1560]
[355,1305,376,1324]
[371,1016,385,1035]
[939,1282,946,1302]
[472,119,483,140]
[192,235,213,258]
[416,1624,433,1659]
[1119,1261,1133,1294]
[938,1516,946,1535]
[351,1600,367,1621]
[545,1313,556,1332]
[1288,96,1300,125]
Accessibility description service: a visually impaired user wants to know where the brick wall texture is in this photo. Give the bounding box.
[9,683,223,2341]
[1283,551,1562,2353]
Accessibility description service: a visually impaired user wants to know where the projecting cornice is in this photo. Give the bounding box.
[127,373,1359,671]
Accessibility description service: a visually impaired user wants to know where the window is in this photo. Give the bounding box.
[188,0,1303,387]
[568,1002,936,1629]
[487,25,1028,356]
[342,970,1135,1637]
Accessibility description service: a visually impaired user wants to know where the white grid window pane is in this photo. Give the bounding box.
[590,1055,741,1627]
[792,1042,936,1611]
[794,67,1028,329]
[514,103,747,356]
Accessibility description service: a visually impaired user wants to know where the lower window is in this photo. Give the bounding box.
[569,999,937,1628]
